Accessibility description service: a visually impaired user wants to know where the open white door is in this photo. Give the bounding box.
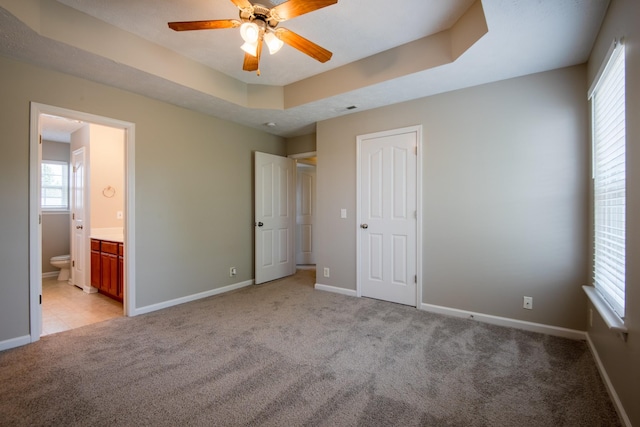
[255,152,295,284]
[358,127,420,306]
[296,163,316,265]
[71,148,87,290]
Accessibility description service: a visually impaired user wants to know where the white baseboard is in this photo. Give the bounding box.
[42,271,59,279]
[314,283,357,297]
[585,334,631,427]
[421,303,586,341]
[131,279,254,316]
[0,335,31,352]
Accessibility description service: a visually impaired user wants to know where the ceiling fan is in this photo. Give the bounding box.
[168,0,338,75]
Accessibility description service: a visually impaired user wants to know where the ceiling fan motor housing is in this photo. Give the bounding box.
[240,4,279,29]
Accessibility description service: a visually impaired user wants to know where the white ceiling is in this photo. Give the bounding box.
[0,0,610,138]
[40,114,86,143]
[56,0,477,87]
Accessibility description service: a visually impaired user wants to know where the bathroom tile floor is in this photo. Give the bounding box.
[41,277,123,336]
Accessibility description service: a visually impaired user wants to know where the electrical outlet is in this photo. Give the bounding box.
[230,267,237,277]
[323,267,330,278]
[523,296,533,310]
[116,211,123,219]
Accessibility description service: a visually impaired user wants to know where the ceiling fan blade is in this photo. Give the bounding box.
[275,28,332,63]
[243,39,263,73]
[168,19,240,31]
[270,0,337,21]
[230,0,253,10]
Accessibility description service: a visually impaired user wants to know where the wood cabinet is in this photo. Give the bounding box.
[90,238,124,302]
[90,240,101,289]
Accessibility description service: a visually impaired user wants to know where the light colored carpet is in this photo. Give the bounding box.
[0,269,620,426]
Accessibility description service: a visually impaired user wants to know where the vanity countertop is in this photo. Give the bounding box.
[90,234,124,243]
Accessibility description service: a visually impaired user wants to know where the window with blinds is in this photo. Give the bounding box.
[41,160,69,210]
[590,41,626,319]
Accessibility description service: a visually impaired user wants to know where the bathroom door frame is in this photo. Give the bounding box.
[29,103,137,341]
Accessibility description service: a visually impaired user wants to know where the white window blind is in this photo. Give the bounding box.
[591,41,625,319]
[41,160,69,210]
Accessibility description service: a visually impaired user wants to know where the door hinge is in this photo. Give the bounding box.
[39,295,42,304]
[72,213,75,220]
[415,275,417,284]
[72,260,75,267]
[39,135,42,145]
[415,146,418,155]
[39,214,42,225]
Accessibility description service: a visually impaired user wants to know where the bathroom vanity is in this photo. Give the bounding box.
[90,238,124,302]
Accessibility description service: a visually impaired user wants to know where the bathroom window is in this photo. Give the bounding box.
[41,160,69,210]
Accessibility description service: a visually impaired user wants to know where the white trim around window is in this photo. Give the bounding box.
[586,38,627,337]
[41,160,69,211]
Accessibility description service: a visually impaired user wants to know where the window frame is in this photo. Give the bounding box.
[41,159,70,212]
[589,39,626,321]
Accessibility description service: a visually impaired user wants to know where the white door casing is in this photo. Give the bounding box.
[357,126,422,307]
[71,148,88,290]
[29,102,136,344]
[296,164,316,265]
[255,152,295,284]
[31,130,44,340]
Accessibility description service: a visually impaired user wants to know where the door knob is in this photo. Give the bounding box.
[76,225,84,230]
[360,224,368,229]
[257,222,264,227]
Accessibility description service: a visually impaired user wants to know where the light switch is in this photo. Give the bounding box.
[340,209,347,218]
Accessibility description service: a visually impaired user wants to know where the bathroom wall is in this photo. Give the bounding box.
[88,124,125,231]
[70,124,125,233]
[41,140,71,275]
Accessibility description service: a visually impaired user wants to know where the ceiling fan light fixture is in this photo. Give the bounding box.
[264,32,284,55]
[241,40,258,57]
[240,22,260,43]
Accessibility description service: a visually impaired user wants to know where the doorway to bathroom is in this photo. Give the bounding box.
[29,103,136,341]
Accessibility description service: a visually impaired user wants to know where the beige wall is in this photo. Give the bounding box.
[316,65,589,331]
[586,0,640,425]
[286,134,316,155]
[89,124,125,230]
[0,55,285,343]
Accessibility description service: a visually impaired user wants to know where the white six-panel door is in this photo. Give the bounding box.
[255,152,295,284]
[358,127,419,306]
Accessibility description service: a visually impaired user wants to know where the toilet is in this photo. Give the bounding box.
[50,254,71,281]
